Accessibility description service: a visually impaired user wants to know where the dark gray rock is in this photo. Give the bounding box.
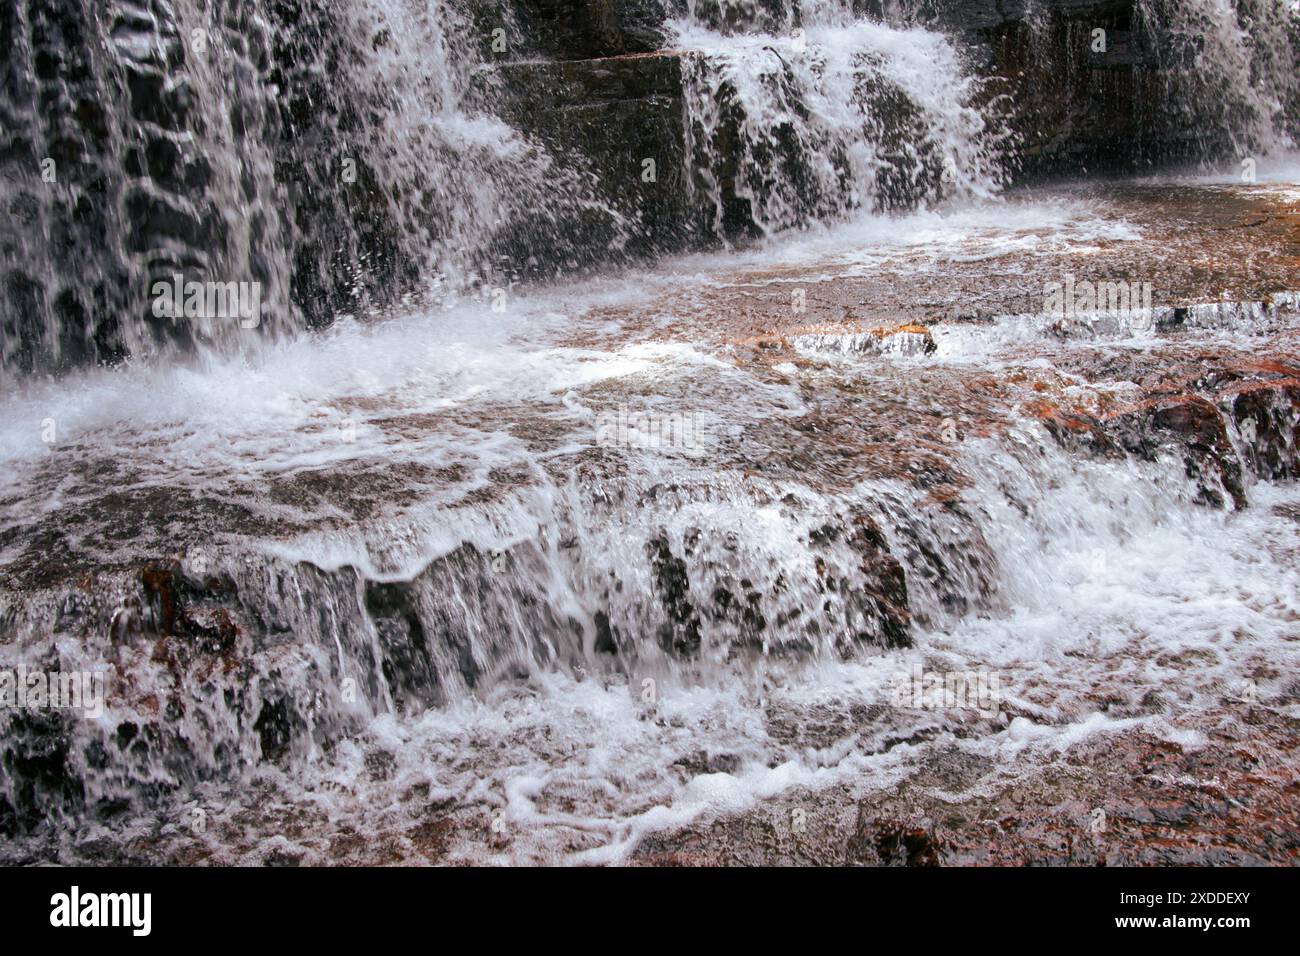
[510,0,678,59]
[486,53,708,257]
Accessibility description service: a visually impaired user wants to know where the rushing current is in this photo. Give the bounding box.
[0,0,1298,863]
[673,0,1010,235]
[0,0,626,370]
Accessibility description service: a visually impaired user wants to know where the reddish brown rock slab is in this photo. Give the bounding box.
[628,709,1300,867]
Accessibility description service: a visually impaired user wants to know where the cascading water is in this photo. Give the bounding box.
[0,0,295,369]
[0,0,626,373]
[4,0,1295,372]
[3,176,1299,859]
[1134,0,1300,157]
[674,0,1010,237]
[0,0,1298,864]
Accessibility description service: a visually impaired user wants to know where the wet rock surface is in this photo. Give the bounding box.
[508,0,677,59]
[7,0,1296,371]
[632,703,1300,866]
[487,53,702,257]
[0,179,1298,862]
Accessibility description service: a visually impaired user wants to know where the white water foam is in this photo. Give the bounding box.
[673,2,1007,235]
[4,176,1299,864]
[101,430,1300,865]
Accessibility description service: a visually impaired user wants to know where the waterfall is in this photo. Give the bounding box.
[1134,0,1300,157]
[4,0,1295,373]
[673,0,1010,238]
[0,0,1298,863]
[0,0,625,373]
[1,0,286,370]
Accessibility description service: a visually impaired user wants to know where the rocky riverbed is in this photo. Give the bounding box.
[1,171,1297,864]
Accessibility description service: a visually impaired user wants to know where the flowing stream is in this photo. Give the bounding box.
[0,0,1298,863]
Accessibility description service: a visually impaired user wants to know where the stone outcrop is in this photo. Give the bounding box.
[486,53,705,258]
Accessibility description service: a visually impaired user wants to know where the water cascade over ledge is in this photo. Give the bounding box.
[0,0,1298,865]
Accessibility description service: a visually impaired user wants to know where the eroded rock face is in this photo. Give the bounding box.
[486,54,703,260]
[1107,396,1248,509]
[1035,354,1300,511]
[1227,380,1300,482]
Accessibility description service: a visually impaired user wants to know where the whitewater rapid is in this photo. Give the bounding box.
[2,166,1298,862]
